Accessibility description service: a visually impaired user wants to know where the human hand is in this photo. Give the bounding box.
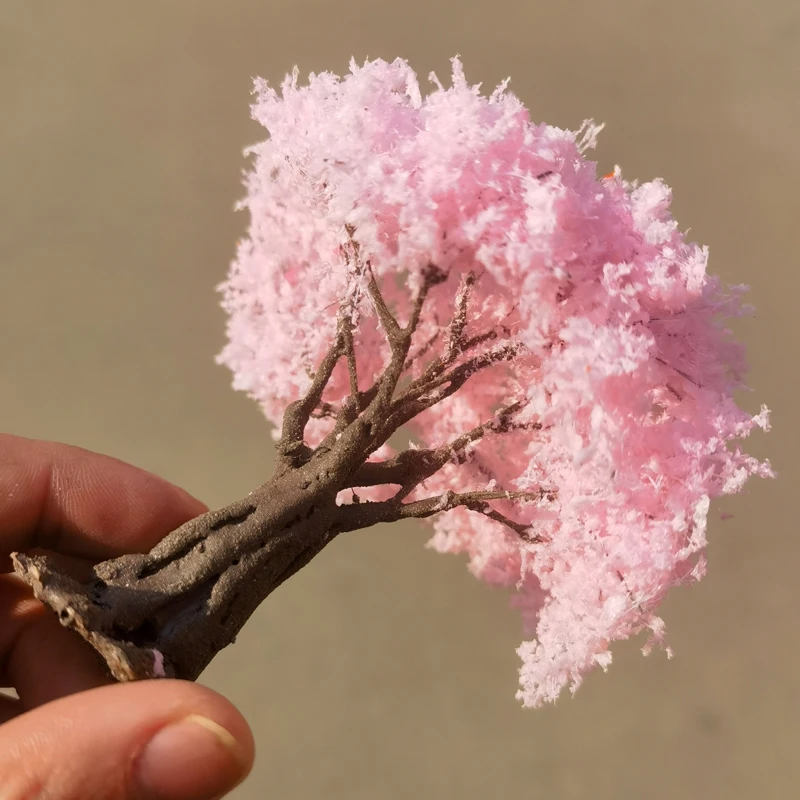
[0,434,254,799]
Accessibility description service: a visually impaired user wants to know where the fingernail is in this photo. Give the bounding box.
[137,714,247,799]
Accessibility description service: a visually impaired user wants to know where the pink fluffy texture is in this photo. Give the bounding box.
[217,57,772,707]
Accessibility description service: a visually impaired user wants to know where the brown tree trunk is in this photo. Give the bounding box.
[12,464,342,682]
[11,267,541,684]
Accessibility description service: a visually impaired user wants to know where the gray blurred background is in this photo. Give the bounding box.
[1,2,796,798]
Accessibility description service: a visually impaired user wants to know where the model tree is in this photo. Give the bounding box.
[13,58,771,708]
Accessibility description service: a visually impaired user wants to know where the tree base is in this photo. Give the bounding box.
[12,552,172,681]
[11,471,341,682]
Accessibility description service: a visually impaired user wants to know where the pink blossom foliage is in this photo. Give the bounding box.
[217,57,772,706]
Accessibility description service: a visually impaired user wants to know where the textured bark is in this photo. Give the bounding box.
[10,263,545,683]
[12,463,343,681]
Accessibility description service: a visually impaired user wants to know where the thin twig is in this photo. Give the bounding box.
[402,327,442,373]
[462,501,540,541]
[444,271,476,359]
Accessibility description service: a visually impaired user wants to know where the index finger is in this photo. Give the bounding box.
[0,434,208,564]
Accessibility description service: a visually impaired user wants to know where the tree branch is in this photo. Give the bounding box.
[365,266,403,343]
[406,263,448,336]
[398,269,513,403]
[444,271,475,360]
[345,402,530,497]
[342,314,360,399]
[402,327,441,373]
[307,253,525,473]
[408,340,522,401]
[377,342,524,445]
[361,262,448,418]
[313,385,381,456]
[333,488,550,540]
[462,501,539,541]
[276,322,345,466]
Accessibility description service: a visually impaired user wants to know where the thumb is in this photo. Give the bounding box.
[0,679,254,799]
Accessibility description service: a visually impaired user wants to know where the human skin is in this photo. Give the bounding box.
[0,433,254,800]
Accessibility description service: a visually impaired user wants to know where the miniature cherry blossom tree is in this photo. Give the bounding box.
[12,57,772,707]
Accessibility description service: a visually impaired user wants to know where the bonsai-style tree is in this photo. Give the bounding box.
[13,58,771,708]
